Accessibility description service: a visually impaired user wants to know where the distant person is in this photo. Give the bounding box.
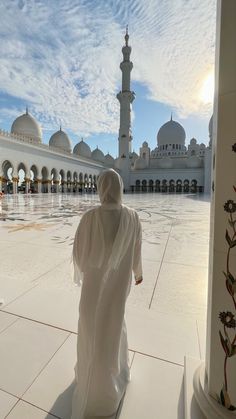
[71,169,143,419]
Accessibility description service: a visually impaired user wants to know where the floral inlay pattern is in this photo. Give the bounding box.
[3,222,56,233]
[218,185,236,410]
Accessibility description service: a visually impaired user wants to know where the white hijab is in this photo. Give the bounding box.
[97,169,123,207]
[73,169,136,284]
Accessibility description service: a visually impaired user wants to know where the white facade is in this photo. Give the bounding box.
[115,31,213,194]
[0,109,114,194]
[0,31,212,195]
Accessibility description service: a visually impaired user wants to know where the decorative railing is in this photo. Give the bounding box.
[0,128,104,167]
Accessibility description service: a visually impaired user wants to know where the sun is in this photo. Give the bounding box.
[200,72,215,104]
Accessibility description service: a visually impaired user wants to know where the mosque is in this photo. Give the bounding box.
[0,30,212,195]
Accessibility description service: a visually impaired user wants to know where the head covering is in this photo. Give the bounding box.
[97,169,123,206]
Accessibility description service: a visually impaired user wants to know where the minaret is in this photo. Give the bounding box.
[117,26,135,161]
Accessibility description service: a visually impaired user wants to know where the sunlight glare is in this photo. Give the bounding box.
[200,72,214,104]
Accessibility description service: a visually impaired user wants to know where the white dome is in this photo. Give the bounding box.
[190,138,197,146]
[11,110,42,143]
[92,147,105,163]
[157,118,186,147]
[49,128,72,153]
[134,157,147,170]
[187,156,201,168]
[73,140,91,158]
[159,157,172,169]
[104,153,115,167]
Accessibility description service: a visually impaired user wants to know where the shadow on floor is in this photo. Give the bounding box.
[44,381,75,419]
[44,383,126,419]
[178,375,185,419]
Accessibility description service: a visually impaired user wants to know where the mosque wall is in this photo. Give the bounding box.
[130,168,204,192]
[0,131,103,194]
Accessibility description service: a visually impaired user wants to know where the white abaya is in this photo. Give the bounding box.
[71,173,142,419]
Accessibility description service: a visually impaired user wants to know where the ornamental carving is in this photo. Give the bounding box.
[218,146,236,411]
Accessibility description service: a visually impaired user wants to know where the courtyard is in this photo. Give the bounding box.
[0,192,210,419]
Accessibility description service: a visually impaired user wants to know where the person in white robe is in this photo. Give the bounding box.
[71,168,143,419]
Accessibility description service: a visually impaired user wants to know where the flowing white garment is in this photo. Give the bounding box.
[71,170,142,419]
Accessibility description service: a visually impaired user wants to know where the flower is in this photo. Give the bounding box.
[224,200,236,213]
[232,143,236,153]
[219,311,236,328]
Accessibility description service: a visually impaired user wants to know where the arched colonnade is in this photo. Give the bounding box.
[0,160,98,194]
[132,179,203,193]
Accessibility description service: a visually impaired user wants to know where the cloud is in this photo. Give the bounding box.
[0,0,216,138]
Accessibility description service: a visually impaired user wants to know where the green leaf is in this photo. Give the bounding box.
[223,271,235,285]
[224,330,233,355]
[225,230,232,246]
[232,345,236,356]
[226,280,235,296]
[220,387,232,409]
[228,219,236,228]
[231,240,236,248]
[219,331,230,356]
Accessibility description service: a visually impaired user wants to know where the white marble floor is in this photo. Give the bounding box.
[0,193,210,419]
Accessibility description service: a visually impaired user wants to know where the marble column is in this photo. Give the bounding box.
[193,1,236,417]
[47,179,51,193]
[41,180,47,193]
[61,181,65,193]
[25,177,30,194]
[12,177,18,195]
[54,180,60,193]
[36,179,42,193]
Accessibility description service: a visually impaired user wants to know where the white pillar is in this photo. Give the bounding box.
[12,177,18,195]
[25,177,30,194]
[193,1,236,417]
[36,179,42,194]
[54,180,59,193]
[61,181,65,193]
[47,180,51,193]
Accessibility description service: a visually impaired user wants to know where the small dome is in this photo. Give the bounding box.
[91,147,105,163]
[104,153,115,167]
[49,128,72,153]
[134,157,147,170]
[190,138,197,146]
[73,140,91,158]
[159,157,172,169]
[142,141,148,147]
[187,156,201,168]
[130,151,139,161]
[157,118,186,147]
[11,110,42,143]
[200,143,205,149]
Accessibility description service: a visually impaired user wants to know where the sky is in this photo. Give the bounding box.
[0,0,217,158]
